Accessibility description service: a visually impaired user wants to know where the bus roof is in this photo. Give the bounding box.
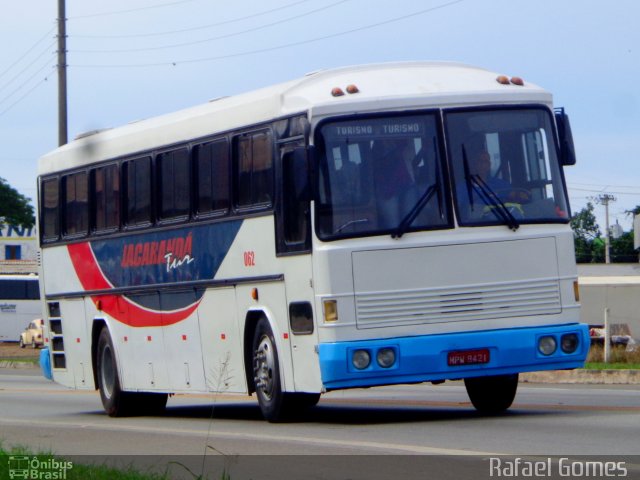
[38,61,551,175]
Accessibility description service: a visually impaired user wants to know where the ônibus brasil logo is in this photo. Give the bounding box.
[8,456,73,479]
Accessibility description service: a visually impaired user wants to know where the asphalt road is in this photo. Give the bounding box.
[1,368,639,479]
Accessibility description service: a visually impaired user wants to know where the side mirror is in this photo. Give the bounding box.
[555,108,576,166]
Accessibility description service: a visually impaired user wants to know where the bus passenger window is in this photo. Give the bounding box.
[124,157,152,226]
[41,178,59,241]
[63,172,89,236]
[158,148,190,220]
[93,164,120,232]
[195,140,230,215]
[234,131,273,208]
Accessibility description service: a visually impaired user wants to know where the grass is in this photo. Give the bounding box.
[0,356,39,364]
[584,344,640,369]
[0,444,231,480]
[0,446,170,480]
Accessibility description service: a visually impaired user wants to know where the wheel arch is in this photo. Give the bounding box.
[90,318,108,390]
[243,308,284,395]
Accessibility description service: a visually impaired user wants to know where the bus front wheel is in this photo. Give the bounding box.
[464,374,518,414]
[252,318,320,422]
[253,318,286,422]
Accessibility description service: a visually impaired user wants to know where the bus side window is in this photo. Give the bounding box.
[158,148,191,221]
[63,171,89,237]
[234,131,274,209]
[41,178,60,241]
[194,139,230,216]
[123,157,152,227]
[282,147,309,245]
[92,164,120,232]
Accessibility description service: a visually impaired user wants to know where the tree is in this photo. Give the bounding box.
[0,177,35,229]
[570,202,601,263]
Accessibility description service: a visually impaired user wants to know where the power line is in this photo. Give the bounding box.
[569,187,640,196]
[0,40,57,95]
[0,26,56,82]
[68,0,196,20]
[0,67,55,117]
[71,0,466,68]
[0,57,56,109]
[71,0,316,39]
[71,0,350,54]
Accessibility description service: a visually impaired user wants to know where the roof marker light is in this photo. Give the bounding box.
[346,84,359,94]
[510,76,524,86]
[331,87,345,97]
[496,75,510,85]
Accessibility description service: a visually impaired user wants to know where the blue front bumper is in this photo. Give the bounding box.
[318,323,590,390]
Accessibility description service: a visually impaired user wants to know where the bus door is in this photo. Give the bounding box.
[276,143,321,392]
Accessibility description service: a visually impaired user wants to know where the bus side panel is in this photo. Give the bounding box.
[161,290,206,392]
[282,256,322,393]
[198,287,246,393]
[51,298,91,389]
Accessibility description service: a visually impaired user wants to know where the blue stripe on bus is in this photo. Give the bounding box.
[318,323,590,390]
[88,221,242,311]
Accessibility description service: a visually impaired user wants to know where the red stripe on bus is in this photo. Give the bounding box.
[68,243,200,327]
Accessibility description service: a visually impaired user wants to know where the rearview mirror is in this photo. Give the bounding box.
[555,108,576,166]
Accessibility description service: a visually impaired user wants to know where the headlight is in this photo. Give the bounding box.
[323,299,338,323]
[376,348,396,368]
[561,333,579,353]
[352,349,371,370]
[538,336,557,356]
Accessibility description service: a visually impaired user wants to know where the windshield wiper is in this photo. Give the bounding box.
[462,146,520,231]
[393,138,444,239]
[392,183,439,239]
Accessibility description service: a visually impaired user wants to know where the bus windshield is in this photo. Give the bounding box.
[447,107,570,228]
[316,108,570,239]
[316,114,450,239]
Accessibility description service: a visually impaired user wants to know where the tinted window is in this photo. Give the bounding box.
[316,115,449,239]
[446,108,570,227]
[158,148,190,220]
[124,157,152,226]
[41,179,59,240]
[0,279,40,300]
[195,140,230,215]
[235,131,273,208]
[93,164,120,231]
[63,172,89,236]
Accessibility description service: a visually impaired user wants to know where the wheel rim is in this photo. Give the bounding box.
[100,344,115,399]
[254,334,276,401]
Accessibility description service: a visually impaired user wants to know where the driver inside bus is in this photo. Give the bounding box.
[374,139,419,229]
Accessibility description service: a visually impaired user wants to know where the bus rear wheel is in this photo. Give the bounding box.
[96,327,167,417]
[464,374,518,414]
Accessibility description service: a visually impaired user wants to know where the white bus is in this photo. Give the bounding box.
[37,62,588,421]
[0,274,41,342]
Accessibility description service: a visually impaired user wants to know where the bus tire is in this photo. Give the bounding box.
[464,374,518,414]
[252,318,287,422]
[96,327,136,417]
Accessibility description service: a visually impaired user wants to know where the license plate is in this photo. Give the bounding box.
[447,348,490,366]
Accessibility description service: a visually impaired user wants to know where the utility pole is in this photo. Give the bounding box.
[57,0,68,146]
[595,194,616,264]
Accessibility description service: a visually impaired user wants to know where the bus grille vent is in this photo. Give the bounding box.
[355,279,561,328]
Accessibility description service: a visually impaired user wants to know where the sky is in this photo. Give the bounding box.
[1,0,639,233]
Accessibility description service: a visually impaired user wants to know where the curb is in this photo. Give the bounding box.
[0,361,39,369]
[521,370,640,385]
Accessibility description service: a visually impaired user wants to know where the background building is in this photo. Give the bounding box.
[0,225,39,274]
